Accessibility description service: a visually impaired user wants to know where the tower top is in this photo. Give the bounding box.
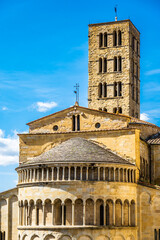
[114,6,118,21]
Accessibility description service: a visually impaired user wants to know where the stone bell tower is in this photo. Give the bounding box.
[88,19,140,118]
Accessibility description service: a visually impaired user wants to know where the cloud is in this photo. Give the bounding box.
[0,130,19,166]
[145,69,160,76]
[2,106,8,111]
[140,113,150,121]
[33,101,58,112]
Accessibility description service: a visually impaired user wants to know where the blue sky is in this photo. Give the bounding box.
[0,0,160,192]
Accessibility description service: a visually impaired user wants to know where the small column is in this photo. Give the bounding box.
[51,167,54,181]
[27,169,29,182]
[126,169,128,182]
[74,166,77,180]
[86,167,88,180]
[104,202,106,226]
[37,169,40,181]
[128,203,131,226]
[94,201,96,225]
[113,168,115,181]
[108,168,111,181]
[47,168,49,181]
[24,205,26,225]
[103,167,105,180]
[83,202,85,226]
[135,202,137,226]
[121,203,124,226]
[113,201,115,225]
[62,167,65,181]
[118,168,120,182]
[35,205,37,225]
[57,167,60,181]
[98,167,100,181]
[72,203,75,225]
[19,203,21,225]
[62,203,64,225]
[122,169,124,182]
[43,203,45,225]
[68,166,71,180]
[80,167,83,180]
[33,169,36,182]
[42,168,44,181]
[52,203,54,225]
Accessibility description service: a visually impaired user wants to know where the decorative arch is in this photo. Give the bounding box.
[64,199,72,225]
[96,236,110,240]
[59,235,72,240]
[115,199,122,226]
[31,235,40,240]
[78,236,92,240]
[44,199,52,225]
[44,234,55,240]
[85,198,94,225]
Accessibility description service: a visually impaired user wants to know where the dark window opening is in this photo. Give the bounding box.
[99,33,103,47]
[155,229,157,240]
[118,56,122,71]
[98,83,102,98]
[132,36,135,51]
[100,204,104,225]
[103,82,107,97]
[159,229,160,240]
[72,115,75,131]
[113,108,117,114]
[72,115,80,131]
[77,115,80,131]
[106,204,109,225]
[95,122,101,128]
[103,108,107,112]
[114,82,117,97]
[64,205,66,225]
[118,31,122,45]
[113,31,117,46]
[114,57,117,71]
[118,82,122,96]
[104,58,107,73]
[99,58,102,73]
[104,33,107,47]
[37,208,39,225]
[118,107,122,114]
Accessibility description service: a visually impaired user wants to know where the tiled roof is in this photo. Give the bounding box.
[146,132,160,144]
[25,137,133,165]
[130,117,158,127]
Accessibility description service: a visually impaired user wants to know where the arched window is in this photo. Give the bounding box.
[118,30,122,45]
[72,115,75,131]
[113,108,117,114]
[124,200,129,226]
[99,33,103,47]
[118,107,122,114]
[113,30,117,46]
[114,82,117,97]
[72,115,80,131]
[104,33,107,47]
[115,200,122,226]
[154,229,157,240]
[114,57,117,71]
[99,58,102,73]
[77,115,80,131]
[100,204,104,225]
[130,200,135,226]
[103,82,107,97]
[103,108,107,112]
[103,58,107,72]
[118,82,122,96]
[98,83,102,98]
[99,107,102,111]
[118,56,122,71]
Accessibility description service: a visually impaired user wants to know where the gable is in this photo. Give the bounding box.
[27,105,130,134]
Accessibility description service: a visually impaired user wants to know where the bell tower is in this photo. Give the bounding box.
[88,19,140,118]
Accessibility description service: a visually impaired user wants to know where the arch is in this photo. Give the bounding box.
[115,199,122,226]
[124,200,129,226]
[96,199,104,226]
[75,199,83,225]
[44,199,52,225]
[29,199,35,226]
[54,198,62,225]
[44,235,55,240]
[96,236,110,240]
[31,235,40,240]
[64,199,72,225]
[59,235,71,240]
[106,199,113,225]
[36,199,43,225]
[22,235,29,240]
[130,200,135,226]
[85,198,94,225]
[9,195,18,240]
[78,236,92,240]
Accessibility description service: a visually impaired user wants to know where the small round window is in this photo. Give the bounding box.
[95,122,101,129]
[53,125,58,131]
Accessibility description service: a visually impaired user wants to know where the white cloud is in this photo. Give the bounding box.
[140,113,150,121]
[145,69,160,75]
[33,101,58,112]
[0,130,19,166]
[2,106,8,111]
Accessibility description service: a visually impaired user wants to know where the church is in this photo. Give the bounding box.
[0,19,160,240]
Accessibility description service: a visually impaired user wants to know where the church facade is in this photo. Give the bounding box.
[0,19,160,240]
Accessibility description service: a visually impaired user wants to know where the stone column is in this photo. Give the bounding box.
[104,202,106,226]
[33,169,36,182]
[129,203,131,226]
[43,203,45,225]
[68,166,71,180]
[52,203,54,225]
[37,169,40,181]
[121,203,124,226]
[108,168,111,181]
[80,167,83,180]
[62,203,64,226]
[86,167,88,180]
[62,167,65,181]
[113,201,115,225]
[94,201,96,225]
[72,203,75,226]
[74,167,77,180]
[83,202,85,226]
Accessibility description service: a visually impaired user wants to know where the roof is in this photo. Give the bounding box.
[25,137,133,166]
[146,132,160,144]
[130,117,159,128]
